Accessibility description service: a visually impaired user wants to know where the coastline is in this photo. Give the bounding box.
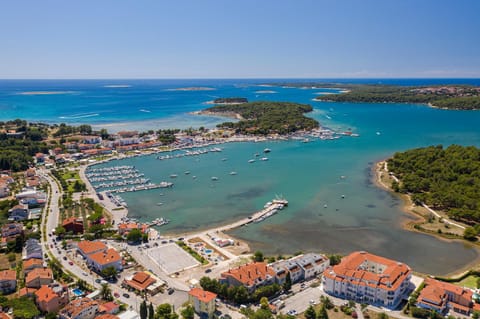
[372,160,480,276]
[191,110,244,120]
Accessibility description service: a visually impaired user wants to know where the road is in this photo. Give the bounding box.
[39,169,143,311]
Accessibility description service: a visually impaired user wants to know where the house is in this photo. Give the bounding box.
[0,270,16,294]
[117,223,148,236]
[188,287,217,319]
[291,253,330,280]
[0,182,10,198]
[8,204,29,221]
[77,240,107,258]
[220,262,276,293]
[0,312,12,319]
[23,258,44,274]
[123,272,156,293]
[322,251,412,309]
[35,284,70,313]
[23,238,43,260]
[269,259,303,284]
[88,248,122,273]
[25,168,36,178]
[59,297,99,319]
[18,287,37,298]
[63,217,84,234]
[417,278,474,315]
[1,223,23,246]
[97,314,120,319]
[98,301,120,314]
[25,267,53,288]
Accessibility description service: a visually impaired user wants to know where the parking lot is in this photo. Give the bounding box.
[147,243,200,274]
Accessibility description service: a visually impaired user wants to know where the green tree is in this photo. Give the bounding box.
[127,228,143,243]
[101,266,118,279]
[149,303,155,319]
[100,283,113,301]
[45,312,58,319]
[305,305,317,319]
[55,225,66,237]
[378,313,389,319]
[317,304,328,319]
[181,305,194,319]
[140,300,148,319]
[260,297,269,310]
[8,297,40,319]
[473,311,480,319]
[283,272,292,291]
[464,227,478,241]
[253,251,264,262]
[155,303,178,319]
[328,254,342,266]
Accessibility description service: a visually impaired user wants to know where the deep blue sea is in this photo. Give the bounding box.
[2,78,480,275]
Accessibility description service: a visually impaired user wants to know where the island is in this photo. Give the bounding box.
[212,97,248,104]
[199,101,319,135]
[376,144,480,242]
[314,84,480,110]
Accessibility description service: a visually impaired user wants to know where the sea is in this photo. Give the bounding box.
[2,78,480,275]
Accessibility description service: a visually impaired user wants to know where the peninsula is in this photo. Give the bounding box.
[314,84,480,110]
[199,101,319,135]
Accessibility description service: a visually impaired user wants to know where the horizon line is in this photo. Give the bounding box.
[1,76,480,80]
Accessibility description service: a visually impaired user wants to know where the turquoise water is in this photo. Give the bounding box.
[3,79,480,275]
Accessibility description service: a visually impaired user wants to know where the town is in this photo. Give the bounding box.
[0,120,479,319]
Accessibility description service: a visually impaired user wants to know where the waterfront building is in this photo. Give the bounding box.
[59,297,99,319]
[290,253,330,280]
[220,262,275,293]
[322,251,412,309]
[0,270,16,294]
[417,278,474,315]
[188,287,217,319]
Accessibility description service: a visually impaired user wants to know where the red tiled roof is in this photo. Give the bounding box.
[189,287,217,303]
[323,251,411,291]
[221,262,275,287]
[24,258,43,269]
[19,287,37,297]
[77,240,107,255]
[26,268,53,283]
[97,315,119,319]
[124,272,156,291]
[0,270,16,281]
[35,285,58,303]
[99,301,119,313]
[89,248,121,266]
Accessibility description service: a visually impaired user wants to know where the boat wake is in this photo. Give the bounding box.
[59,113,100,119]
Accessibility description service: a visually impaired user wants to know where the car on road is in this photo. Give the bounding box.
[309,300,316,305]
[161,240,167,244]
[50,244,53,248]
[114,292,120,298]
[122,293,130,298]
[68,261,73,266]
[82,272,88,276]
[287,310,297,316]
[167,288,174,295]
[95,279,101,284]
[63,257,67,261]
[205,268,212,273]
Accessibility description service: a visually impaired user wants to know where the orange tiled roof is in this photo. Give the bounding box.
[19,287,37,297]
[62,217,83,226]
[0,270,16,281]
[89,248,121,266]
[24,258,43,269]
[221,262,275,287]
[0,312,11,319]
[77,240,107,255]
[35,285,58,303]
[189,287,217,303]
[323,251,410,291]
[420,278,473,308]
[97,315,119,319]
[26,267,53,282]
[124,272,156,291]
[60,298,98,318]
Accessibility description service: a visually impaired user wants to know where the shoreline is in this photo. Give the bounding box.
[372,160,480,277]
[191,110,244,120]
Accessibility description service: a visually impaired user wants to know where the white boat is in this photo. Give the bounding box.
[170,174,178,178]
[221,158,228,161]
[211,177,218,181]
[184,171,191,175]
[254,153,260,157]
[156,202,163,206]
[159,181,173,188]
[260,157,269,161]
[263,148,271,153]
[248,159,255,163]
[229,171,237,175]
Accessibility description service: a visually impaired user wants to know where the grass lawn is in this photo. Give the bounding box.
[458,275,479,289]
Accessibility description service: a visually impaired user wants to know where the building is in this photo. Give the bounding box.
[23,238,43,260]
[25,267,53,288]
[117,223,148,236]
[97,315,120,319]
[291,253,330,280]
[8,204,29,221]
[98,301,120,314]
[1,223,23,248]
[35,284,69,313]
[77,240,107,258]
[0,270,16,294]
[23,258,44,274]
[88,248,122,273]
[59,297,99,319]
[322,251,412,309]
[417,278,474,315]
[269,259,303,285]
[19,287,37,298]
[220,262,276,293]
[63,217,84,234]
[123,271,156,293]
[188,287,217,319]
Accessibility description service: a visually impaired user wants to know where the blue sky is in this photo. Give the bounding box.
[1,0,479,78]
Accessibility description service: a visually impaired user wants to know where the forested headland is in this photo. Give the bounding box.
[203,101,319,135]
[314,84,480,110]
[387,145,480,227]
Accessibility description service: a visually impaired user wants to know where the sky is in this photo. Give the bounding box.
[1,0,479,79]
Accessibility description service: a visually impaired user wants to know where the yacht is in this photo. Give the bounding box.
[211,176,218,181]
[184,171,191,175]
[229,171,237,175]
[260,157,268,161]
[248,159,255,163]
[263,148,271,153]
[170,174,178,178]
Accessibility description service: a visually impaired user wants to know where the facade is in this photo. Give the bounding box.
[63,217,84,234]
[322,251,412,309]
[123,272,156,292]
[220,262,276,293]
[188,287,217,319]
[0,270,16,294]
[59,297,99,319]
[270,253,330,285]
[35,284,70,313]
[417,278,473,315]
[25,267,53,288]
[88,248,122,272]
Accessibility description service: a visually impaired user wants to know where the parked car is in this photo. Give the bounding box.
[63,256,67,261]
[68,261,73,266]
[205,268,212,273]
[167,288,174,295]
[95,279,101,284]
[114,292,120,298]
[123,293,130,298]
